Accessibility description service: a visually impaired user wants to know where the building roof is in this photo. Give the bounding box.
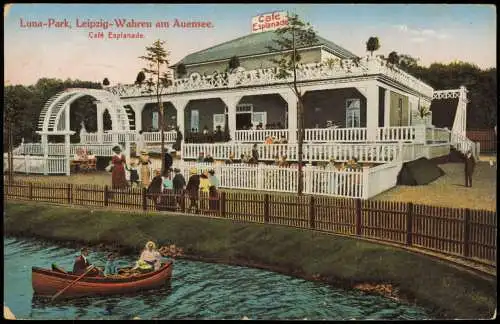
[172,30,358,67]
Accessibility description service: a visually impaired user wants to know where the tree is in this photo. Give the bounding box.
[228,56,240,72]
[135,71,146,85]
[267,12,318,195]
[366,37,380,57]
[176,63,187,78]
[387,51,399,66]
[140,39,172,174]
[102,78,110,86]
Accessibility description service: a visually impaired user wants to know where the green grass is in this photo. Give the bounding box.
[4,201,497,319]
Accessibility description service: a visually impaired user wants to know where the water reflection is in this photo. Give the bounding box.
[6,237,431,320]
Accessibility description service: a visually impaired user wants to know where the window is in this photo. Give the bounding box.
[213,114,225,130]
[152,112,159,130]
[345,99,360,128]
[252,112,267,127]
[190,110,199,132]
[236,103,253,113]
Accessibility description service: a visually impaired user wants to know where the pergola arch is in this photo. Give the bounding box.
[38,88,131,134]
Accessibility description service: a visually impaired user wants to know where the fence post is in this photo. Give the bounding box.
[362,167,370,199]
[463,208,471,258]
[355,198,362,236]
[264,194,269,224]
[406,202,413,246]
[29,182,33,200]
[142,188,147,211]
[104,185,109,207]
[67,184,72,204]
[180,191,186,213]
[220,191,226,218]
[309,196,315,229]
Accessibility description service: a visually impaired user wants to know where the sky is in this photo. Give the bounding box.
[4,3,496,86]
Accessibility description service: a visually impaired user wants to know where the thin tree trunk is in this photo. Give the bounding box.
[291,26,304,195]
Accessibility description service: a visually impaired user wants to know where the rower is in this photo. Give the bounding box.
[73,247,101,276]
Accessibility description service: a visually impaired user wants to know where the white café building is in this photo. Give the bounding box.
[11,12,475,199]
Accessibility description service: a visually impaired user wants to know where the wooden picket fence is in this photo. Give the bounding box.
[4,179,496,266]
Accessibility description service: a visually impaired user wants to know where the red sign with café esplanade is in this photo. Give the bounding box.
[251,11,289,33]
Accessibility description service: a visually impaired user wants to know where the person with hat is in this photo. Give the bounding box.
[147,169,164,210]
[133,241,162,272]
[111,145,129,190]
[208,169,220,212]
[72,247,101,276]
[139,149,152,187]
[186,168,201,213]
[172,168,186,208]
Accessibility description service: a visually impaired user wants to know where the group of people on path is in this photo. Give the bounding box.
[146,167,220,213]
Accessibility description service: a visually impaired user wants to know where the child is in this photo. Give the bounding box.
[127,160,140,187]
[104,253,118,276]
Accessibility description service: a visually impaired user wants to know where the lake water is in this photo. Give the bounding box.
[4,237,431,320]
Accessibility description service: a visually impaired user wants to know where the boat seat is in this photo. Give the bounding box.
[51,264,68,274]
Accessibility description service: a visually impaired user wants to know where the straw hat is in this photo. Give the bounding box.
[140,149,148,155]
[190,167,198,175]
[145,241,156,250]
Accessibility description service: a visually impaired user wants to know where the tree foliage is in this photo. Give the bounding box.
[267,12,318,194]
[139,39,173,174]
[228,56,241,72]
[3,78,102,148]
[135,71,146,85]
[394,55,497,128]
[387,51,399,65]
[176,63,187,78]
[366,37,380,56]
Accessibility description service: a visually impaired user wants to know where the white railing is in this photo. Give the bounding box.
[304,167,364,198]
[399,143,426,162]
[142,131,177,143]
[235,129,288,142]
[105,56,433,99]
[305,128,366,142]
[182,142,404,163]
[424,143,451,159]
[3,155,68,174]
[426,127,450,143]
[377,126,415,142]
[451,132,479,158]
[364,160,403,198]
[236,126,427,144]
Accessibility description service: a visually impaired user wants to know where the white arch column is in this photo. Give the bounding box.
[94,100,104,143]
[281,91,297,144]
[356,81,379,141]
[221,95,242,141]
[129,103,146,132]
[171,98,189,139]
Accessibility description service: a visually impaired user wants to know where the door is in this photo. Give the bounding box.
[236,113,252,129]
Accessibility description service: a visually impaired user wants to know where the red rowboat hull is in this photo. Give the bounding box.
[32,261,173,298]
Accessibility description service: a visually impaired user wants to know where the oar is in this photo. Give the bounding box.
[51,265,95,302]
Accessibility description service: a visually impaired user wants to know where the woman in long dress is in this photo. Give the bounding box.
[111,146,129,189]
[139,150,152,187]
[132,241,162,272]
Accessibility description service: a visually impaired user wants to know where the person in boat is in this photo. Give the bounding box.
[73,247,101,276]
[104,252,118,276]
[132,241,162,272]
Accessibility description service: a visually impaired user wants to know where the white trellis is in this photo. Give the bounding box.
[36,88,132,175]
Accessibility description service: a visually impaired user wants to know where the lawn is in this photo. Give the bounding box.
[6,161,496,211]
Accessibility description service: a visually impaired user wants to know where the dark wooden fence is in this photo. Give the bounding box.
[4,179,497,265]
[467,129,497,153]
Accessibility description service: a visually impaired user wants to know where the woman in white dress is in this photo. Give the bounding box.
[132,241,162,272]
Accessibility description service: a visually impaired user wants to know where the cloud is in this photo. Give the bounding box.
[393,24,449,42]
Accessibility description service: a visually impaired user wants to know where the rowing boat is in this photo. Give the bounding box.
[32,261,173,298]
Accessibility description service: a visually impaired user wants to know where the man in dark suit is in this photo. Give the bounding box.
[464,150,476,187]
[164,148,173,172]
[73,247,100,276]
